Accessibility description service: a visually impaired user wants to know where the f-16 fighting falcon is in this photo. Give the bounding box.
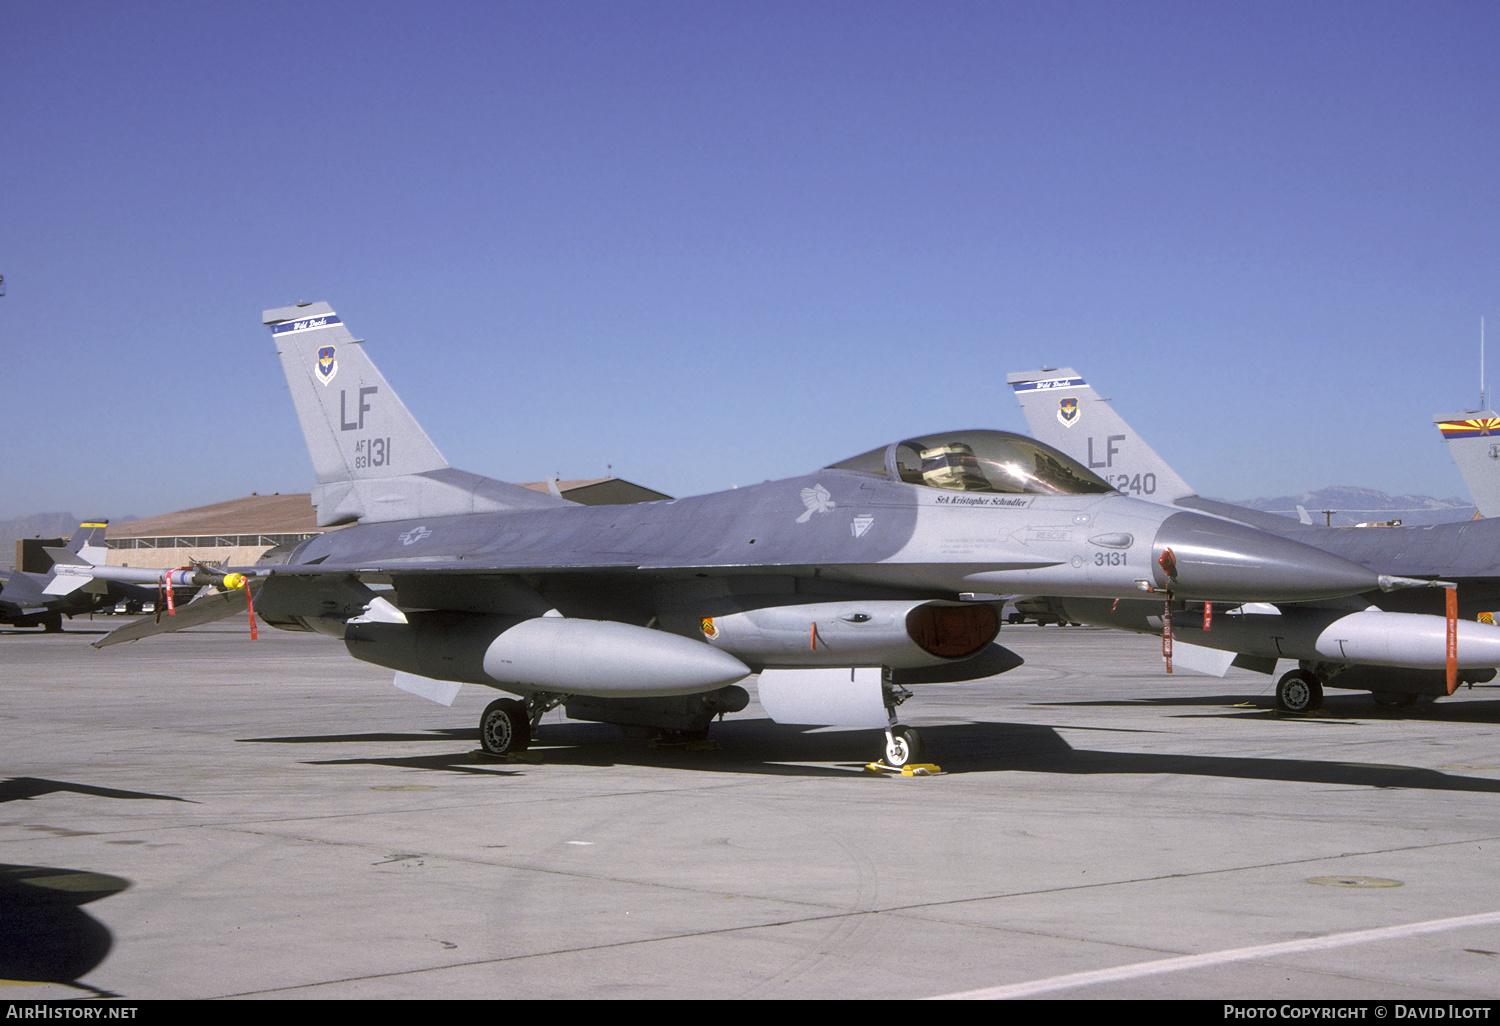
[96,306,1405,766]
[1010,367,1500,712]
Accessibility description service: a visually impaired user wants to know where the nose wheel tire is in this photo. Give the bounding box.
[883,726,925,767]
[480,698,532,756]
[1275,671,1323,713]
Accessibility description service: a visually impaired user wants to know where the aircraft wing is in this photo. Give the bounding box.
[92,583,260,648]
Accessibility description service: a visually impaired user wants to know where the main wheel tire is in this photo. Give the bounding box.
[1276,671,1323,713]
[480,698,532,756]
[883,726,925,767]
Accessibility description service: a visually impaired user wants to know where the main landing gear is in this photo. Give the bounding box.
[479,694,564,757]
[480,698,531,756]
[1275,669,1324,713]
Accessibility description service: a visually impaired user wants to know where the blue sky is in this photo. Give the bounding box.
[5,1,1500,520]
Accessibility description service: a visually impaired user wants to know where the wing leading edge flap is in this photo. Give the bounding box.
[92,584,260,648]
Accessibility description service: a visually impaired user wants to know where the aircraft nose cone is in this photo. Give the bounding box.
[1151,511,1381,602]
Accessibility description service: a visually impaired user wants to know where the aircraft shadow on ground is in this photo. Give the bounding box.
[1038,689,1500,723]
[0,627,112,636]
[0,779,196,996]
[957,721,1500,792]
[0,776,195,805]
[283,721,871,778]
[0,862,127,998]
[242,718,1500,791]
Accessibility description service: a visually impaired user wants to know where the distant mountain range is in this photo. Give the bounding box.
[1226,486,1476,528]
[1,513,138,571]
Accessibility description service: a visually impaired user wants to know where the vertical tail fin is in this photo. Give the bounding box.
[264,302,569,525]
[65,522,109,565]
[1006,368,1196,502]
[1433,412,1500,518]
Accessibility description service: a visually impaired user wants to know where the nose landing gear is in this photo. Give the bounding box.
[871,677,940,774]
[883,724,925,767]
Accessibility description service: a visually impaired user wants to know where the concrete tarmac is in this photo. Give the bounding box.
[3,620,1500,1000]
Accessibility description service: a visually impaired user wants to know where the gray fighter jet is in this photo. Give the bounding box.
[0,523,170,630]
[96,306,1402,765]
[1009,368,1500,711]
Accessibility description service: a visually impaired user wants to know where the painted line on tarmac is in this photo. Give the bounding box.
[929,909,1500,999]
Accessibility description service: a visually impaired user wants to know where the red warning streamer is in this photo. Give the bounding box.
[165,567,188,616]
[244,579,258,641]
[1162,601,1173,674]
[1445,585,1458,695]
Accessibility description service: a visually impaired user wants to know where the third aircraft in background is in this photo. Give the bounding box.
[0,523,190,632]
[1008,368,1500,711]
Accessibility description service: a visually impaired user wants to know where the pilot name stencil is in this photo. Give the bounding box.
[933,494,1032,508]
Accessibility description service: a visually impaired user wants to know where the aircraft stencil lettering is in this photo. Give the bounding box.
[340,387,378,432]
[1085,434,1127,471]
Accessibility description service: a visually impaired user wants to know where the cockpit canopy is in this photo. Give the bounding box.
[827,429,1115,496]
